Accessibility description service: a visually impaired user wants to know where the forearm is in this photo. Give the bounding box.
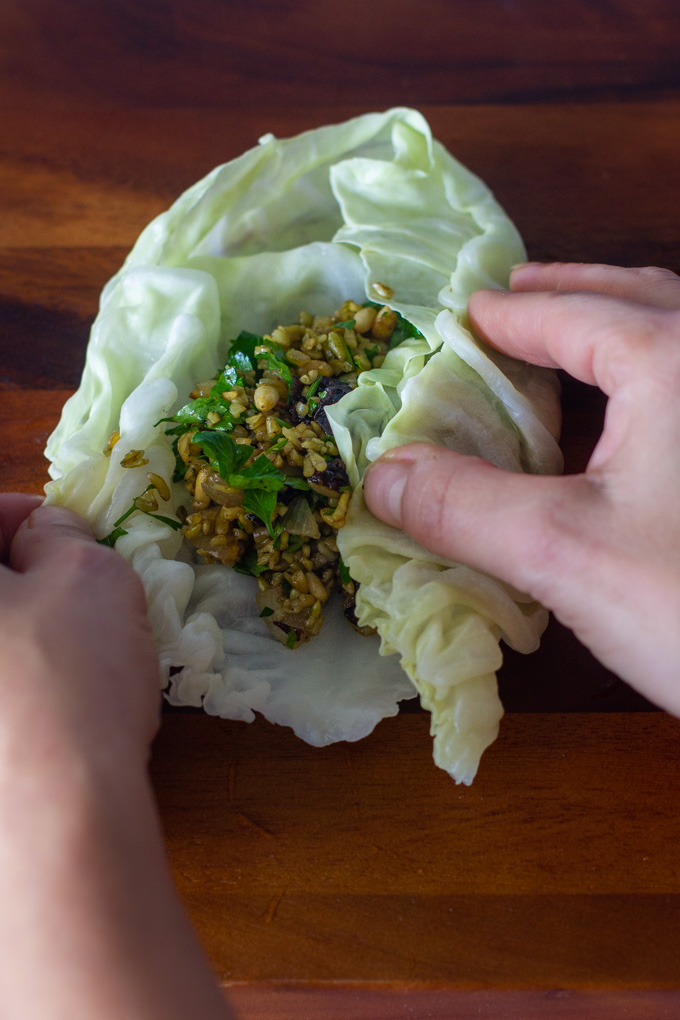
[0,737,232,1020]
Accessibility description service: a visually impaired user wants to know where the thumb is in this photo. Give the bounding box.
[10,503,97,574]
[363,444,591,607]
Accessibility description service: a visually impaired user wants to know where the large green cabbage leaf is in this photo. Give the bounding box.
[45,108,562,783]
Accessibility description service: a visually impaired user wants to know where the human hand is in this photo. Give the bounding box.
[364,263,680,715]
[0,496,235,1020]
[0,495,161,779]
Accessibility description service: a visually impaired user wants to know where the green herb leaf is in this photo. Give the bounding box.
[285,630,297,649]
[232,549,267,577]
[218,365,240,388]
[333,318,356,329]
[225,331,261,374]
[269,519,287,549]
[162,394,235,430]
[223,331,292,395]
[257,347,293,389]
[193,432,285,536]
[157,369,245,437]
[305,376,322,401]
[97,482,182,545]
[243,488,279,537]
[259,606,275,617]
[360,304,423,350]
[388,315,424,349]
[145,513,183,531]
[281,475,309,491]
[171,437,188,482]
[97,526,128,547]
[338,558,351,585]
[112,489,151,529]
[230,454,285,492]
[194,431,252,479]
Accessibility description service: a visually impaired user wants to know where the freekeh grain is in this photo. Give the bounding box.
[174,300,398,647]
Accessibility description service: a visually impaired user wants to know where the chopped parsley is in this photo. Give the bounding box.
[338,558,351,585]
[232,549,267,577]
[97,485,183,547]
[193,431,286,537]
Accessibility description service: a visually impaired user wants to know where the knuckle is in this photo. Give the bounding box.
[509,484,582,596]
[49,542,151,629]
[591,308,666,388]
[56,540,114,577]
[520,477,604,600]
[636,266,680,309]
[636,265,680,286]
[55,540,139,595]
[523,502,572,581]
[623,309,680,395]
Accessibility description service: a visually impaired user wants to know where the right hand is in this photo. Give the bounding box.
[364,264,680,715]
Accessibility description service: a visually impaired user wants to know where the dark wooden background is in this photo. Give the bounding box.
[2,2,680,1016]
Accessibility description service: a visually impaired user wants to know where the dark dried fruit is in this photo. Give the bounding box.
[311,457,348,491]
[343,584,376,636]
[312,378,353,434]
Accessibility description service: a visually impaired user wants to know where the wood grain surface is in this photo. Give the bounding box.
[153,713,680,1016]
[2,0,680,107]
[2,2,680,1015]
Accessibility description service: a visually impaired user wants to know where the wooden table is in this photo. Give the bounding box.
[2,2,680,1016]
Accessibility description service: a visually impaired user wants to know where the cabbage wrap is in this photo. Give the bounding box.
[45,108,562,784]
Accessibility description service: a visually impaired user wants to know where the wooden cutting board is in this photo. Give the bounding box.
[150,711,680,1017]
[2,2,680,1014]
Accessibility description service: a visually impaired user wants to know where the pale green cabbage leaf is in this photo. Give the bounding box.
[45,108,562,783]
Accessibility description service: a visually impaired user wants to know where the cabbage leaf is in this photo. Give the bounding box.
[45,108,562,783]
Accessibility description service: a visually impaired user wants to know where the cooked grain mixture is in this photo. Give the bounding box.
[161,298,417,647]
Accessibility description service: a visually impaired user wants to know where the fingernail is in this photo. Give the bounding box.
[468,288,509,306]
[380,445,420,465]
[27,504,92,534]
[365,460,410,527]
[510,261,542,271]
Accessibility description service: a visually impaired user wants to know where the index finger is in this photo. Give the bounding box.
[510,262,680,310]
[467,288,677,396]
[9,503,98,575]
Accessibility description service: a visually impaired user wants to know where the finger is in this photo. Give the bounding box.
[467,287,677,395]
[0,494,43,565]
[9,502,150,621]
[9,503,98,574]
[511,262,680,310]
[364,444,600,606]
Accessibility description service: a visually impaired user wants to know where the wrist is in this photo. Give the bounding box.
[0,735,230,1020]
[0,729,146,808]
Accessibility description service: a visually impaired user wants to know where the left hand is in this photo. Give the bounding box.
[0,495,161,779]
